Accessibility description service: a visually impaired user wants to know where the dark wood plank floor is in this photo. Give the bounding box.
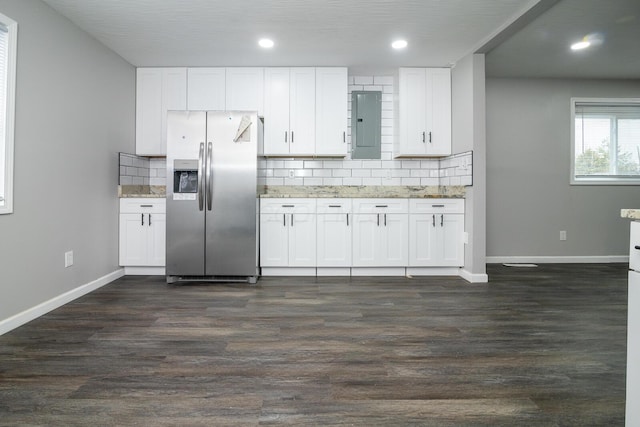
[0,264,628,426]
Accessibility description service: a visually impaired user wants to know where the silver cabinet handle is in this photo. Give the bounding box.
[375,205,388,208]
[432,204,445,208]
[343,131,346,143]
[422,132,425,143]
[432,214,435,227]
[291,131,294,143]
[141,213,144,226]
[283,214,286,226]
[291,213,294,227]
[282,205,295,208]
[429,131,432,143]
[384,213,387,226]
[635,246,640,250]
[140,204,153,208]
[440,214,444,227]
[329,205,341,208]
[149,214,152,226]
[207,141,213,211]
[346,213,349,226]
[377,213,380,226]
[285,131,288,143]
[198,142,205,211]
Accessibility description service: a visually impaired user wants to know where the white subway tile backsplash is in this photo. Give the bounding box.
[410,169,429,178]
[363,85,383,91]
[380,152,393,160]
[382,177,402,186]
[284,177,304,186]
[322,178,343,186]
[313,169,332,177]
[371,169,388,178]
[401,160,420,169]
[332,169,351,178]
[266,177,284,186]
[362,160,382,169]
[352,169,372,178]
[342,177,363,186]
[353,76,374,85]
[362,177,382,185]
[421,178,440,186]
[374,76,393,85]
[401,177,420,186]
[304,160,324,168]
[323,160,343,168]
[303,177,323,186]
[274,169,290,178]
[294,169,313,178]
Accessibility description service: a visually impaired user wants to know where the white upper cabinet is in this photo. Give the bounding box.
[396,67,451,157]
[187,68,225,111]
[136,68,187,156]
[315,67,348,156]
[263,68,316,156]
[225,67,264,116]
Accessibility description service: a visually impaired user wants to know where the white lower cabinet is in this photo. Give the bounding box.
[119,198,166,266]
[409,199,464,267]
[317,199,352,267]
[259,197,464,275]
[351,199,409,267]
[260,199,316,267]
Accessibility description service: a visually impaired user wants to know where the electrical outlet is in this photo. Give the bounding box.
[64,251,74,268]
[560,230,567,241]
[288,169,295,178]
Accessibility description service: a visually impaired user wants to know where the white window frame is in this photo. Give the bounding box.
[0,12,17,214]
[570,97,640,186]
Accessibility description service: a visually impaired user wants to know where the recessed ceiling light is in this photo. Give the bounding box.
[392,40,408,49]
[571,40,591,50]
[258,38,274,49]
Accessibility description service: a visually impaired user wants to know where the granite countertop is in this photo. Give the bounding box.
[119,185,466,199]
[621,209,640,220]
[119,185,166,198]
[260,185,466,198]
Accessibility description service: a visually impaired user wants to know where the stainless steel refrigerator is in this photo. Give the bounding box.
[166,111,260,284]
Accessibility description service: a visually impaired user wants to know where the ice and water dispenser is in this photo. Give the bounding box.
[172,159,198,200]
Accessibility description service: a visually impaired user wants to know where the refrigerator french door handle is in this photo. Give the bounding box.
[207,142,213,211]
[197,143,205,211]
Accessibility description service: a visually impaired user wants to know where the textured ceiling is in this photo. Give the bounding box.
[40,0,536,72]
[486,0,640,79]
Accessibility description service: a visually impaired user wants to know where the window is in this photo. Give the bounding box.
[0,13,16,214]
[571,98,640,185]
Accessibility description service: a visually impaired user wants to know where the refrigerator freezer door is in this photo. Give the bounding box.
[205,112,258,276]
[166,111,207,276]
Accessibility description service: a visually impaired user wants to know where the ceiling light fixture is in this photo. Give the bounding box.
[392,40,408,49]
[570,40,591,50]
[258,38,274,49]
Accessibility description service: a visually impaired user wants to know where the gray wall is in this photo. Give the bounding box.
[452,53,487,279]
[0,0,135,321]
[486,78,640,260]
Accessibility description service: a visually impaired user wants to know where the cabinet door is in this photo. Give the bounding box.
[119,213,148,266]
[288,68,316,156]
[160,68,187,156]
[135,69,162,156]
[426,68,451,156]
[352,214,378,266]
[288,213,316,266]
[409,214,438,266]
[399,68,427,155]
[628,270,640,424]
[226,68,264,116]
[439,214,464,266]
[263,68,291,156]
[147,213,166,266]
[379,214,408,266]
[260,213,289,267]
[315,67,348,156]
[317,213,351,267]
[187,68,225,111]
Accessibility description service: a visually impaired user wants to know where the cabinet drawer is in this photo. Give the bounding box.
[352,198,408,214]
[410,198,464,214]
[317,198,352,214]
[631,221,640,271]
[260,198,316,214]
[120,198,166,214]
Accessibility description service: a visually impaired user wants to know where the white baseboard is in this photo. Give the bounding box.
[406,267,461,277]
[261,267,317,276]
[0,269,125,336]
[486,255,629,264]
[351,267,406,276]
[124,266,165,275]
[316,267,351,276]
[459,269,489,283]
